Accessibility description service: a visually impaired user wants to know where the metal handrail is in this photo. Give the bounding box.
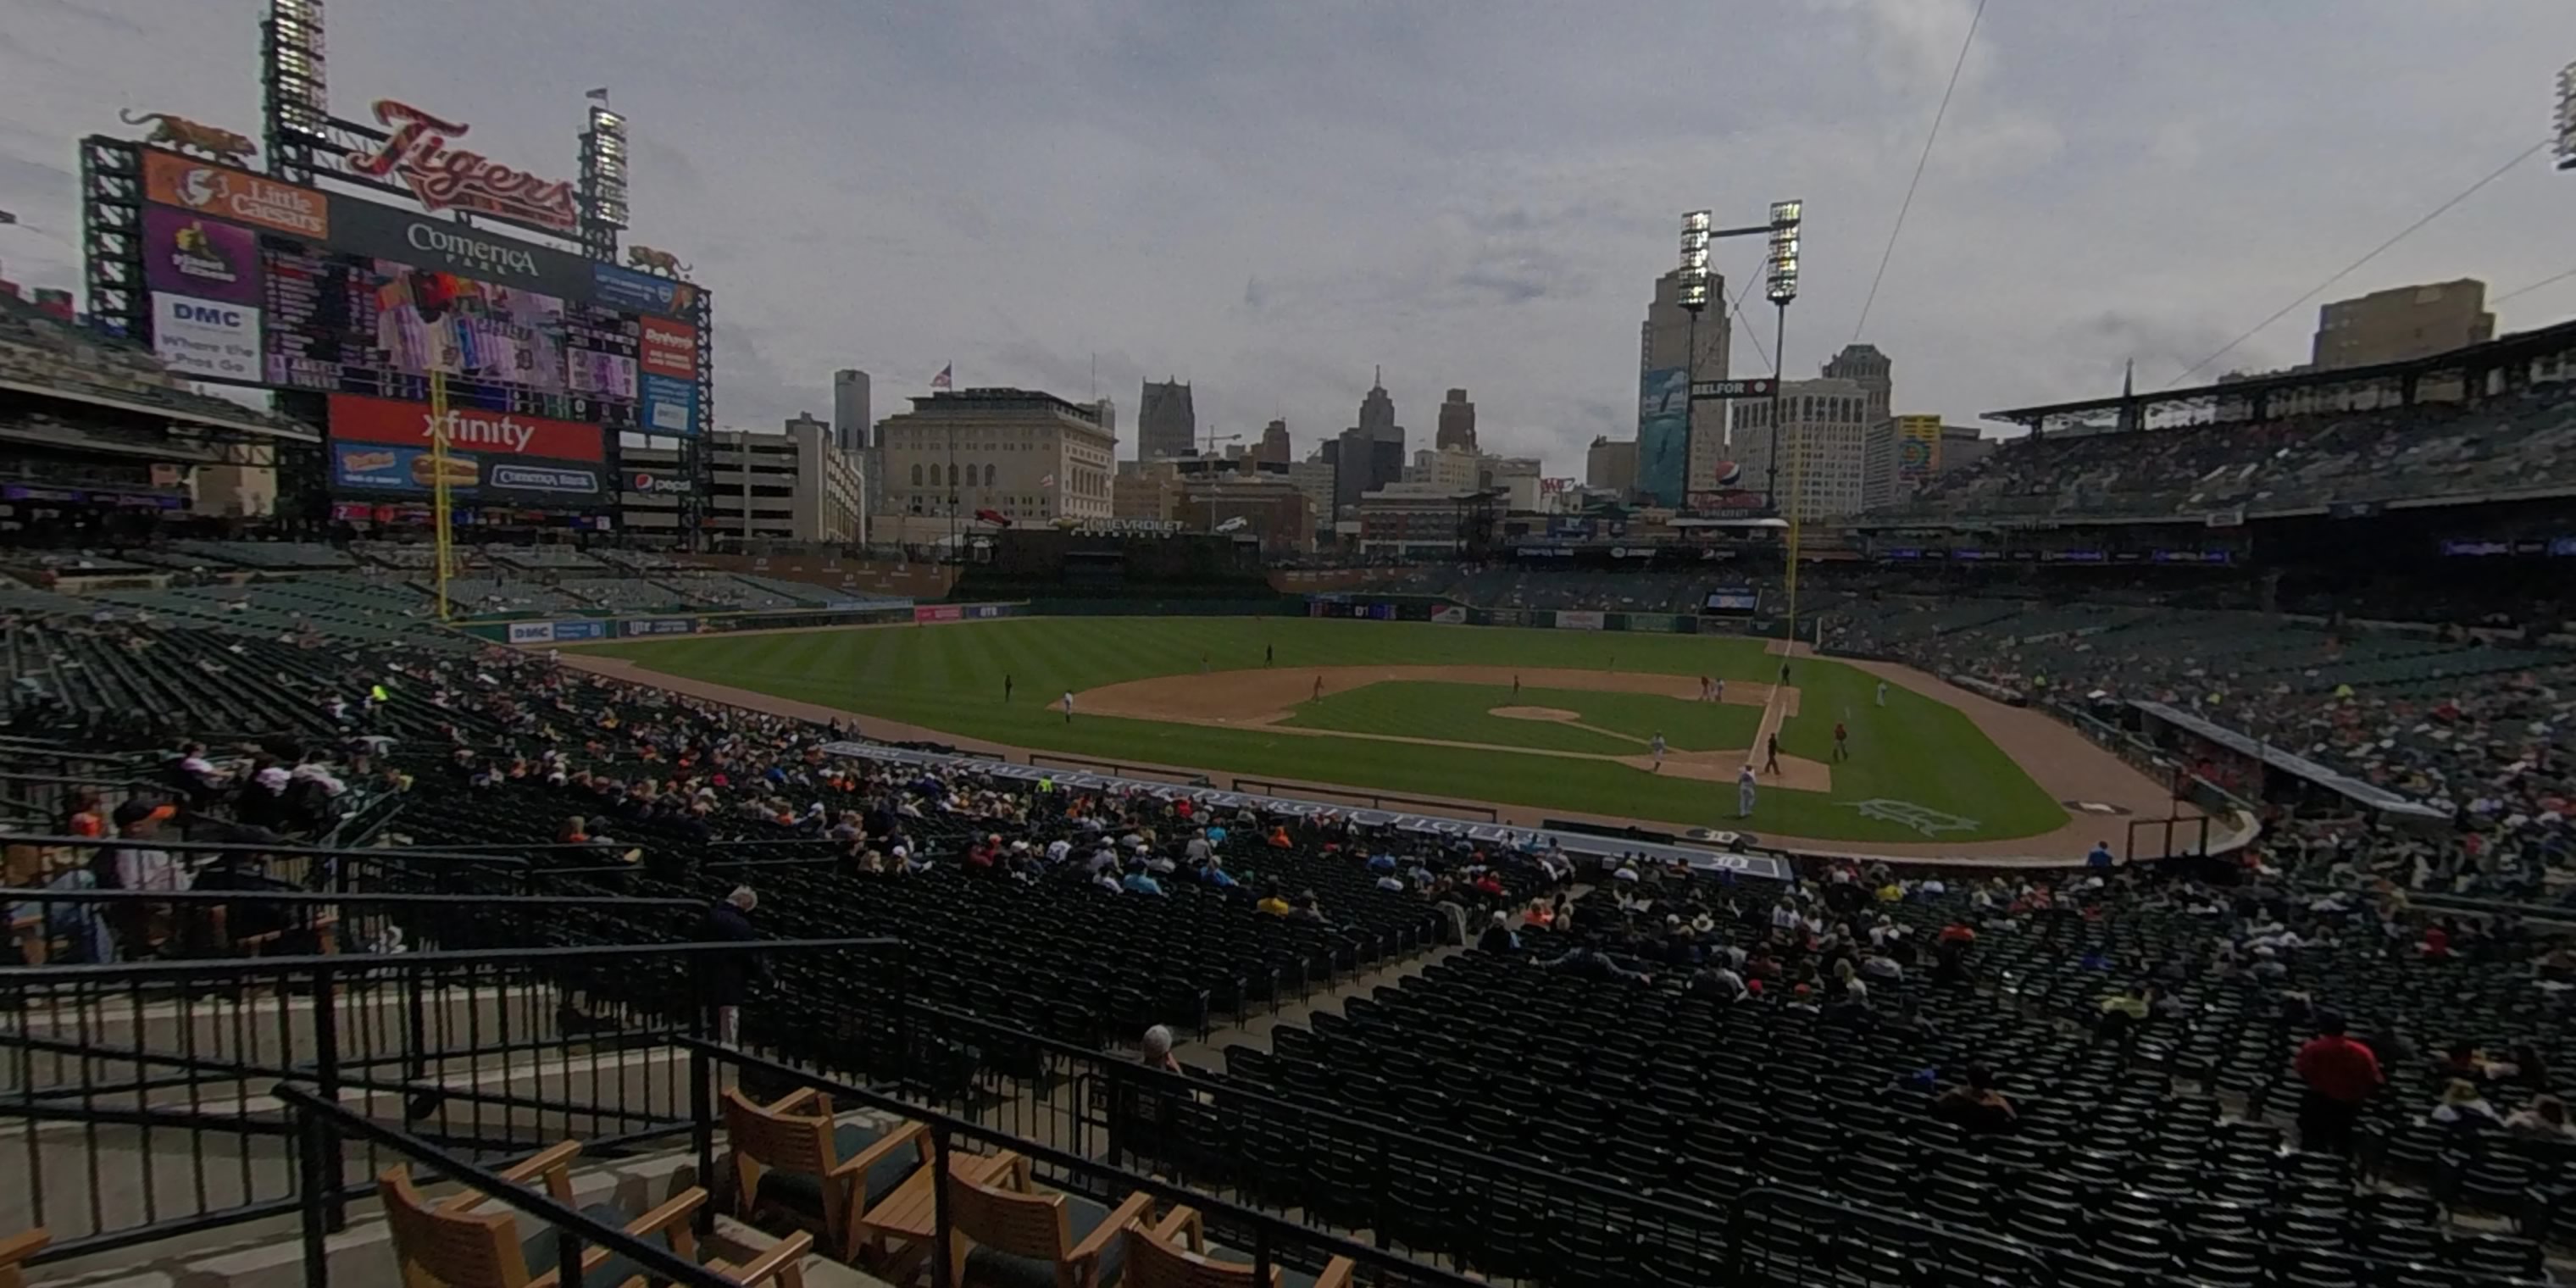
[274,1082,738,1288]
[680,1037,1485,1288]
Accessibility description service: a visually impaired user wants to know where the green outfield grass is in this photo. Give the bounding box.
[574,616,2070,845]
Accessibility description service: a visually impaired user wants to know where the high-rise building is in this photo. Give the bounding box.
[831,369,872,453]
[1137,378,1195,461]
[1290,452,1337,531]
[1435,387,1478,452]
[1251,418,1291,465]
[2311,280,2495,370]
[1821,345,1892,421]
[1729,376,1872,519]
[1404,447,1481,491]
[1940,425,1994,475]
[1863,413,1946,510]
[1087,396,1118,444]
[1636,269,1731,505]
[1585,436,1638,496]
[1333,370,1405,515]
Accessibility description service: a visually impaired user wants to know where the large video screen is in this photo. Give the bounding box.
[260,245,642,427]
[135,154,702,437]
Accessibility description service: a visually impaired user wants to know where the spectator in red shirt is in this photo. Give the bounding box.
[2294,1014,2384,1157]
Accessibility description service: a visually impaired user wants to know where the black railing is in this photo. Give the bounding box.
[685,1037,1481,1288]
[0,935,902,1267]
[275,1082,749,1288]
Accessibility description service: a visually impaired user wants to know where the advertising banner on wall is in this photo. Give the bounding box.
[914,605,965,624]
[1431,605,1469,625]
[1624,613,1684,633]
[1896,414,1942,486]
[591,263,698,318]
[330,442,607,508]
[142,151,330,239]
[639,317,698,380]
[153,292,263,381]
[143,207,263,306]
[1636,366,1690,506]
[624,618,697,636]
[639,374,700,436]
[507,622,555,644]
[1555,610,1607,631]
[329,392,605,462]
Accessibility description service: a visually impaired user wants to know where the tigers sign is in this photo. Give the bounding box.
[345,99,580,234]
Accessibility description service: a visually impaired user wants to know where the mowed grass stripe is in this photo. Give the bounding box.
[577,618,2070,845]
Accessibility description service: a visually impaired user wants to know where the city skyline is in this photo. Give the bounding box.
[3,2,2571,478]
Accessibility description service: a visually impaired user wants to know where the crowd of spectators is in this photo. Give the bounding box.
[1885,383,2576,524]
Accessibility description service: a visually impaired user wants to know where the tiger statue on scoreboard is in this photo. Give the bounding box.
[119,111,258,167]
[626,245,693,279]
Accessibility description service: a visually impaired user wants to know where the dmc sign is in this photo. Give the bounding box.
[170,301,244,326]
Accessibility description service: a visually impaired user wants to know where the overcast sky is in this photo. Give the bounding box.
[4,0,2573,473]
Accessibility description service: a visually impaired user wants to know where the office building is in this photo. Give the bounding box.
[1404,447,1482,491]
[1137,378,1196,461]
[1288,453,1337,530]
[1585,436,1638,496]
[1636,268,1731,505]
[1113,462,1187,523]
[1863,413,1946,510]
[1252,418,1292,465]
[1355,481,1480,559]
[621,414,864,543]
[1480,455,1542,512]
[1729,376,1873,519]
[1940,425,1994,475]
[1435,387,1478,452]
[1331,370,1406,516]
[870,387,1118,544]
[2311,280,2495,370]
[831,369,871,453]
[1181,468,1313,554]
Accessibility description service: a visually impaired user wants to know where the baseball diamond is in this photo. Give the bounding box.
[572,614,2179,852]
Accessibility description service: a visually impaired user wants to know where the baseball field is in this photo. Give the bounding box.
[572,615,2119,849]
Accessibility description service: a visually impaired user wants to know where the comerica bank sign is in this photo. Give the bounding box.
[325,189,595,299]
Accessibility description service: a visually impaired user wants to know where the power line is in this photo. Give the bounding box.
[2494,264,2576,308]
[1726,253,1773,370]
[2166,136,2551,388]
[1848,0,1990,344]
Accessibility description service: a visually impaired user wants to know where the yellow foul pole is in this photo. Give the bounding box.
[428,372,454,623]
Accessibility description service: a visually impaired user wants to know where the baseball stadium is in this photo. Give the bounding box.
[6,4,2576,1288]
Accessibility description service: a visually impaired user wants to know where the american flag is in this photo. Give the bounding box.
[930,363,952,391]
[1040,473,1056,488]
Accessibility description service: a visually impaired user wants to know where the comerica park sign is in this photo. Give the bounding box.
[1690,378,1778,399]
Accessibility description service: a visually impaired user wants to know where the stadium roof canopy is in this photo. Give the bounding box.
[1983,316,2576,433]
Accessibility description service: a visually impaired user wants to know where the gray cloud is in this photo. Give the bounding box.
[0,0,2572,472]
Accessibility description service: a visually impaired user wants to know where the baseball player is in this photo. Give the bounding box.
[1650,732,1667,771]
[1737,764,1757,819]
[1061,690,1074,723]
[1876,680,1889,707]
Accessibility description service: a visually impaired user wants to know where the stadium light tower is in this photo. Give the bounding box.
[2557,60,2576,172]
[1763,199,1802,511]
[1678,210,1713,495]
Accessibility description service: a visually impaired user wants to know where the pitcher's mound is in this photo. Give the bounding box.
[1490,706,1582,722]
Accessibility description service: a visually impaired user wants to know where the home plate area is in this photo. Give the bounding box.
[1070,663,1831,791]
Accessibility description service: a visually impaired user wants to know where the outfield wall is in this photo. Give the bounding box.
[1304,593,1775,636]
